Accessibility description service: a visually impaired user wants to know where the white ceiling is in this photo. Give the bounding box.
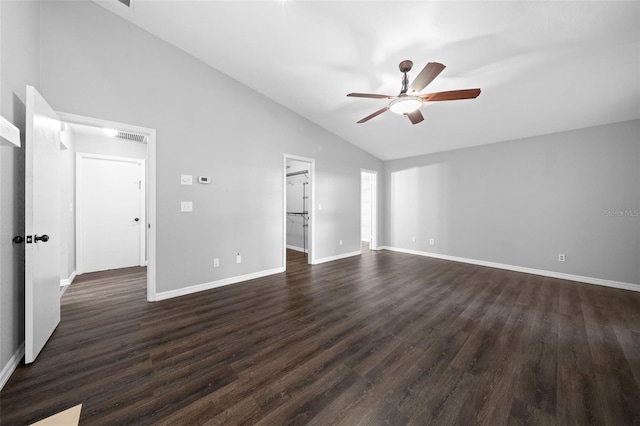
[94,1,640,161]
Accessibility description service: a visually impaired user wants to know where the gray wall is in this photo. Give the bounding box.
[383,119,640,285]
[0,0,40,379]
[38,1,383,293]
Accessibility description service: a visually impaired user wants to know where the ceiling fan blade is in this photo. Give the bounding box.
[407,109,424,125]
[409,62,446,92]
[357,106,389,124]
[421,88,481,102]
[347,93,397,100]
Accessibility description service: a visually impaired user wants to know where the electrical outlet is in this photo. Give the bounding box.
[236,253,241,264]
[180,174,193,185]
[558,254,566,262]
[180,201,193,212]
[213,258,219,267]
[339,239,343,246]
[412,236,416,243]
[429,238,435,245]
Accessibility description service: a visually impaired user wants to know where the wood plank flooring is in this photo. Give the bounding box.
[2,247,640,425]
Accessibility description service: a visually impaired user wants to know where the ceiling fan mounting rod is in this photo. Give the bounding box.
[400,73,410,95]
[399,60,413,95]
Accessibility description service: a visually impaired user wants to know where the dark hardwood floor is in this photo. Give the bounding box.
[2,248,640,425]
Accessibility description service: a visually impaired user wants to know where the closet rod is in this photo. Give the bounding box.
[286,170,309,177]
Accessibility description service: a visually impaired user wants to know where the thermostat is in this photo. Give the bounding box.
[198,176,211,184]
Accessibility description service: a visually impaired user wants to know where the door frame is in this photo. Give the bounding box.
[57,112,157,302]
[76,153,146,275]
[283,154,315,268]
[361,169,378,250]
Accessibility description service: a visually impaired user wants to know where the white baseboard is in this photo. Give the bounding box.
[379,246,640,293]
[60,270,76,287]
[313,250,361,265]
[0,343,24,391]
[154,267,285,301]
[60,270,77,296]
[286,245,308,253]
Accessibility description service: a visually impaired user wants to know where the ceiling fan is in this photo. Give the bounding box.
[347,60,481,125]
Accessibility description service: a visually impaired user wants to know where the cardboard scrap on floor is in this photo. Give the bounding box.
[30,404,82,426]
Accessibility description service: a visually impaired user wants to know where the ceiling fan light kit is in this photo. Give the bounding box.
[347,60,481,125]
[389,95,423,115]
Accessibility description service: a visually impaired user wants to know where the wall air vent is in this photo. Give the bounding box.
[116,131,147,144]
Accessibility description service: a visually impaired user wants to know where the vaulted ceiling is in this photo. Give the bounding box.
[94,1,640,160]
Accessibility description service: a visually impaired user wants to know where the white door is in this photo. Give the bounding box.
[77,154,144,274]
[25,86,62,364]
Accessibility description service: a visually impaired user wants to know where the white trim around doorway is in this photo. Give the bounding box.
[56,112,157,302]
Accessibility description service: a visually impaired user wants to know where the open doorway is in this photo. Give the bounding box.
[57,112,157,301]
[284,154,315,269]
[361,169,378,251]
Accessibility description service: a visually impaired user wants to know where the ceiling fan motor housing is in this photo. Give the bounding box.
[399,60,413,73]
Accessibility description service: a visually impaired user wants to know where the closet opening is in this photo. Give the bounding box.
[284,155,315,269]
[361,169,378,251]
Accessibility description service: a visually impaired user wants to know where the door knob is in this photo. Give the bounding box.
[34,234,49,243]
[134,218,140,222]
[12,236,24,244]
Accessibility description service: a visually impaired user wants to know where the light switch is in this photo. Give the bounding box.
[181,201,193,212]
[181,174,193,185]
